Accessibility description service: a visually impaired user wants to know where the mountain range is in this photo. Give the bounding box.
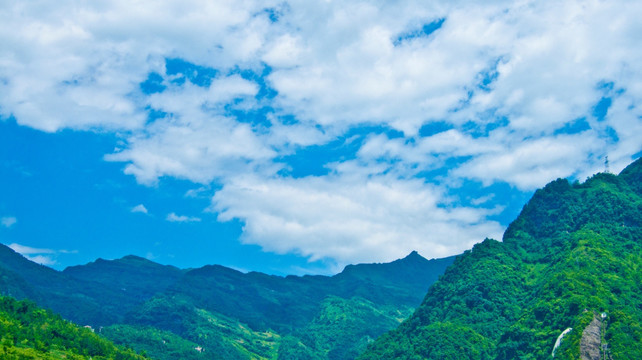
[2,157,640,359]
[0,240,454,359]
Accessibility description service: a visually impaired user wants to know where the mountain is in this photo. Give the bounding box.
[0,241,454,359]
[0,295,148,360]
[119,253,455,359]
[360,158,642,359]
[334,251,455,305]
[64,255,185,305]
[146,252,456,333]
[0,244,126,326]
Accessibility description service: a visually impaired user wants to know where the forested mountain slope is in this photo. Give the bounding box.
[0,241,454,359]
[0,244,129,325]
[63,255,185,306]
[0,296,147,360]
[118,252,455,360]
[360,158,642,359]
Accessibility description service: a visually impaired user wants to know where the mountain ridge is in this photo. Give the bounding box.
[0,243,455,359]
[360,157,642,359]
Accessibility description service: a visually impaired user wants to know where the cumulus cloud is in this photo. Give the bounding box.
[2,0,642,268]
[105,75,276,184]
[0,0,280,132]
[453,133,606,190]
[1,216,17,228]
[166,212,201,223]
[212,173,504,267]
[131,204,149,214]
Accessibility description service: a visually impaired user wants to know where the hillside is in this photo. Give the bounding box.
[154,251,455,333]
[0,242,454,359]
[117,252,455,359]
[360,158,642,359]
[0,296,147,360]
[0,244,126,326]
[63,255,185,305]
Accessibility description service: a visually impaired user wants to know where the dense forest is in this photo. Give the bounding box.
[360,158,642,359]
[0,296,147,360]
[0,240,453,359]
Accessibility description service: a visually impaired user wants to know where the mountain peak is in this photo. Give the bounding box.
[403,250,422,260]
[362,157,642,359]
[120,254,147,261]
[619,156,642,194]
[116,254,164,267]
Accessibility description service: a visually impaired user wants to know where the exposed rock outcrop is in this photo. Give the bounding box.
[580,315,601,360]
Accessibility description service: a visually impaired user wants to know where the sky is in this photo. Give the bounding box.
[1,0,641,275]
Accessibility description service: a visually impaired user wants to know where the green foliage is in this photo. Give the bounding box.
[0,296,147,360]
[0,198,454,360]
[125,294,281,360]
[114,251,453,359]
[361,158,642,359]
[285,296,413,360]
[102,324,207,360]
[63,255,184,307]
[277,336,323,360]
[0,246,147,327]
[360,321,494,360]
[163,253,454,335]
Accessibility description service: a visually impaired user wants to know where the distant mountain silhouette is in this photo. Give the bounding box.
[0,241,454,359]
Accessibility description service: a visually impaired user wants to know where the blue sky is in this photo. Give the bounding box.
[1,0,641,275]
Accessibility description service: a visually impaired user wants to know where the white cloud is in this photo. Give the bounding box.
[131,204,149,214]
[0,0,280,132]
[212,173,504,267]
[8,243,54,255]
[105,75,276,185]
[23,255,57,266]
[262,34,304,68]
[166,212,201,223]
[2,0,642,268]
[8,243,57,266]
[4,0,641,182]
[453,133,606,190]
[107,113,276,185]
[1,217,17,228]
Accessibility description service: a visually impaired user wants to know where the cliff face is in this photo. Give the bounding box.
[580,315,601,360]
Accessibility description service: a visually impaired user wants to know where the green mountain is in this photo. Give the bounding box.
[0,244,126,326]
[119,252,455,359]
[0,295,147,360]
[63,255,185,308]
[153,251,454,333]
[0,241,454,359]
[360,158,642,359]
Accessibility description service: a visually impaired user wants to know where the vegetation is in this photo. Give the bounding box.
[0,296,147,360]
[63,255,185,306]
[0,240,452,359]
[8,158,638,359]
[360,158,642,359]
[102,324,208,360]
[124,293,281,360]
[283,296,414,360]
